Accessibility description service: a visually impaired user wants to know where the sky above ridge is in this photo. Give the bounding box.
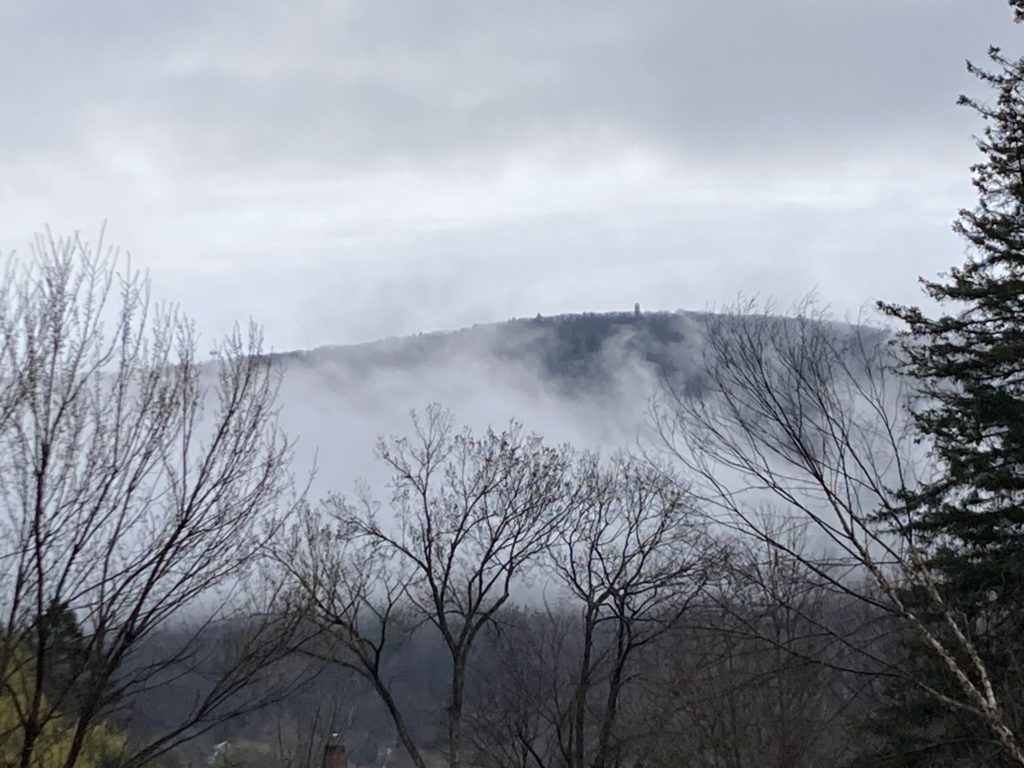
[0,0,1012,350]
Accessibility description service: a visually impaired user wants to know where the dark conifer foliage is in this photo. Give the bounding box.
[36,601,92,718]
[882,47,1024,574]
[869,5,1024,764]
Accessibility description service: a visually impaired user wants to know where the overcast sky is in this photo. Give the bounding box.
[0,1,1013,350]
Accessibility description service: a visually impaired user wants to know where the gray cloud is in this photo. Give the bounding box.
[0,0,1012,349]
[1,0,1005,170]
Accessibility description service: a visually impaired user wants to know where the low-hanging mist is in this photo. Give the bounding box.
[273,310,710,495]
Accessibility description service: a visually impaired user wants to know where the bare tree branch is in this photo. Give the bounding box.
[648,298,1024,765]
[0,230,307,768]
[279,405,575,768]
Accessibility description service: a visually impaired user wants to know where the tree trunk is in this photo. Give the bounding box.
[449,655,467,768]
[594,614,629,768]
[369,674,429,768]
[573,607,598,768]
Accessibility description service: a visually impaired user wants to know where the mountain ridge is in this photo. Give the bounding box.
[272,309,709,395]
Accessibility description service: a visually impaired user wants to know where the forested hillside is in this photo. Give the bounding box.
[279,310,706,393]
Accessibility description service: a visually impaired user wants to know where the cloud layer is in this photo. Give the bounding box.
[0,0,1011,348]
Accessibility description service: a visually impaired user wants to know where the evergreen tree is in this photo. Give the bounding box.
[867,5,1024,764]
[36,601,93,718]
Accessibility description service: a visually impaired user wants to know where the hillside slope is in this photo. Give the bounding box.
[275,309,709,395]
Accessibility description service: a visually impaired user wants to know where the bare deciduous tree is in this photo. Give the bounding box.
[554,456,722,768]
[633,522,878,768]
[466,455,723,768]
[465,604,576,768]
[0,231,307,768]
[281,405,575,768]
[650,299,1024,765]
